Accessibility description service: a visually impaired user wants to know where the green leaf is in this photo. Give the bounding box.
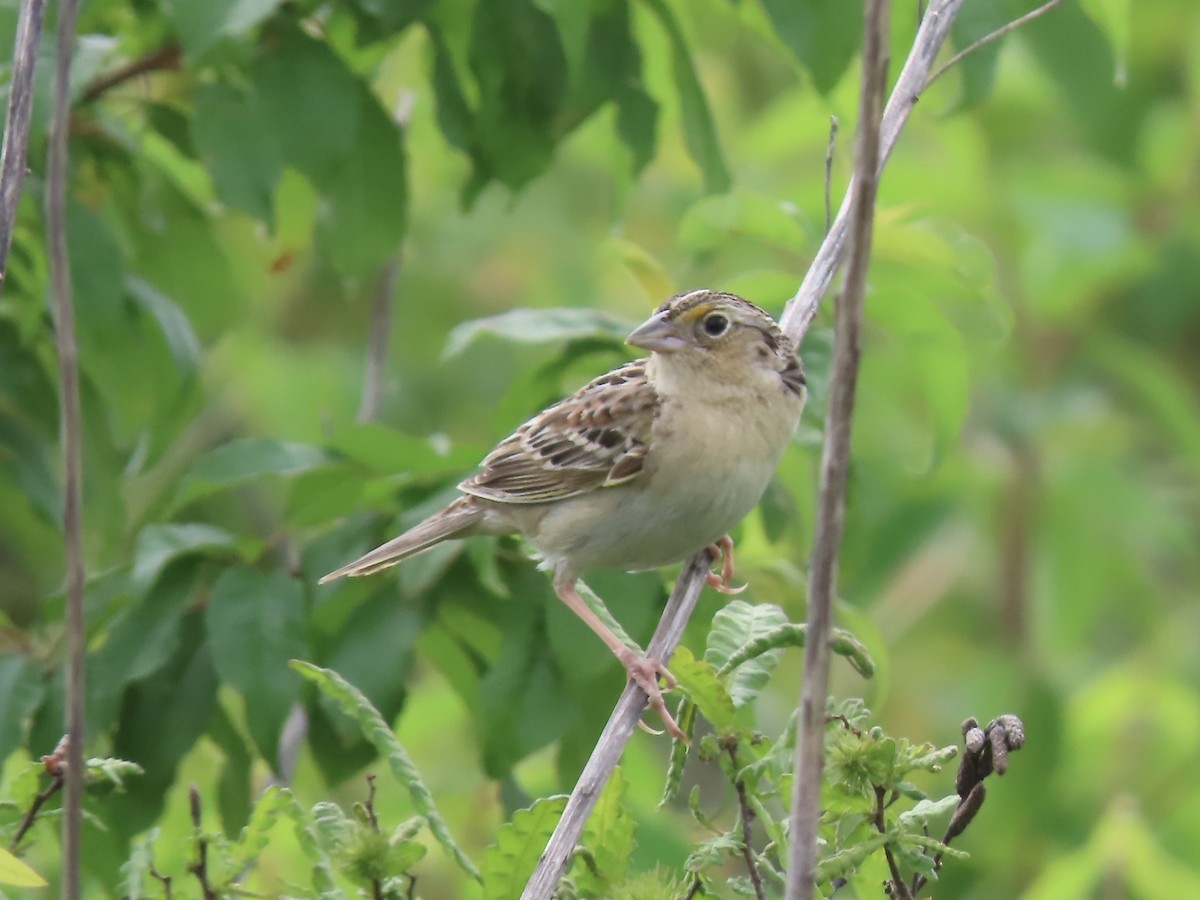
[444,307,633,359]
[1078,0,1129,84]
[897,794,961,830]
[291,661,481,880]
[577,766,635,893]
[669,646,735,731]
[229,785,293,872]
[0,846,46,887]
[705,600,789,707]
[172,437,328,511]
[466,0,568,193]
[679,190,807,255]
[126,276,203,378]
[642,0,730,193]
[207,568,308,762]
[89,564,200,733]
[120,828,159,899]
[761,0,860,96]
[481,796,568,900]
[0,655,44,767]
[814,833,888,883]
[166,0,283,58]
[616,86,659,175]
[191,83,282,221]
[130,522,238,591]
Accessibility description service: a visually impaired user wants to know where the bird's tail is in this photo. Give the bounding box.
[319,497,485,583]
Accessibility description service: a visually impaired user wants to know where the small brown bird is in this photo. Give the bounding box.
[321,290,806,737]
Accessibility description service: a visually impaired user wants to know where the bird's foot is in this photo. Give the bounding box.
[705,535,747,595]
[617,648,686,742]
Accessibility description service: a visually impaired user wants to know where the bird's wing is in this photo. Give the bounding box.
[459,359,659,505]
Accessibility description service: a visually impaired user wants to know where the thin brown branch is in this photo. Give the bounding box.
[923,0,1066,90]
[365,774,384,900]
[823,117,838,236]
[779,0,965,343]
[727,745,766,900]
[188,786,216,900]
[150,867,173,900]
[520,552,709,899]
[873,786,912,900]
[8,773,63,850]
[522,3,964,897]
[357,90,413,424]
[357,256,402,423]
[46,0,85,895]
[79,44,181,104]
[786,0,890,896]
[0,0,47,292]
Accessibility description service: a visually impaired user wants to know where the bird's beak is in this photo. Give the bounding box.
[627,313,688,353]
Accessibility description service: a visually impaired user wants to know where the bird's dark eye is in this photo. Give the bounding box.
[703,313,729,337]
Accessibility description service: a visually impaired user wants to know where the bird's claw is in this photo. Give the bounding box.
[705,535,745,594]
[618,649,686,742]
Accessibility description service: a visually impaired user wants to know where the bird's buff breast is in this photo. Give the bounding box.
[525,394,800,576]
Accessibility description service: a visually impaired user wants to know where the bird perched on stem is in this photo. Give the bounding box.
[322,290,807,738]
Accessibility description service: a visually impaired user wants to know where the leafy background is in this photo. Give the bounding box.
[1,0,1199,896]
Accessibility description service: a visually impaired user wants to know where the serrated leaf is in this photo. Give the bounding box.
[291,661,481,881]
[814,833,888,882]
[642,0,730,193]
[0,846,46,887]
[669,646,735,731]
[172,437,328,511]
[444,307,633,359]
[705,600,789,707]
[897,794,961,829]
[481,796,568,900]
[577,767,634,894]
[207,569,308,762]
[120,828,159,900]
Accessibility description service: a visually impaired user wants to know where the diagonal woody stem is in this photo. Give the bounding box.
[521,2,964,897]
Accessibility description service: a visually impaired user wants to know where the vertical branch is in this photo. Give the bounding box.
[356,90,414,425]
[357,256,402,423]
[0,0,47,290]
[522,2,963,897]
[785,1,890,898]
[45,0,84,895]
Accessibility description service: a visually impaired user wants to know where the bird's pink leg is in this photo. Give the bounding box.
[705,535,747,595]
[553,578,685,741]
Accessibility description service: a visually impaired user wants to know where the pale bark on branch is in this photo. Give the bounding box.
[521,2,965,896]
[46,0,84,896]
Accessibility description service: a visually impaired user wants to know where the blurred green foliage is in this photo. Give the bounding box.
[1,0,1199,896]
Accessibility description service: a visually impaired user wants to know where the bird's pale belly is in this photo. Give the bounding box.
[529,454,774,576]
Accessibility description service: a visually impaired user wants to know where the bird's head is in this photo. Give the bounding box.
[627,289,806,396]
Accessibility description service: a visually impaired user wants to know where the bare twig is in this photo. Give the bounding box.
[79,44,181,104]
[519,553,709,899]
[924,0,1066,90]
[823,117,838,236]
[779,0,965,342]
[0,0,47,292]
[873,786,912,900]
[46,0,85,894]
[786,0,891,897]
[150,867,173,900]
[8,774,63,850]
[727,744,766,900]
[357,256,402,423]
[364,774,385,900]
[522,3,964,897]
[188,786,216,900]
[357,91,413,424]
